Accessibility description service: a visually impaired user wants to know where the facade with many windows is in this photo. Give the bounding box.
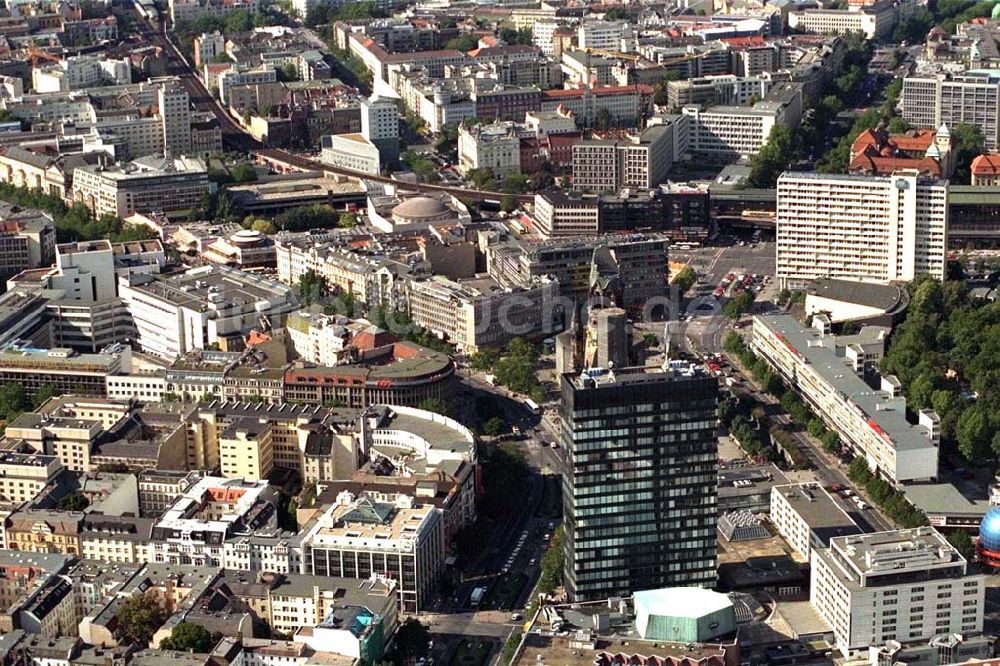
[776,170,948,288]
[811,528,984,657]
[560,365,718,601]
[902,72,1000,150]
[300,491,445,613]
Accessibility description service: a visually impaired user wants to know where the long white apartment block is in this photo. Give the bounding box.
[752,314,940,485]
[776,170,947,289]
[811,527,984,657]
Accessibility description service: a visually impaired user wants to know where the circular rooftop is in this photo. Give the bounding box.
[231,229,264,245]
[391,196,450,221]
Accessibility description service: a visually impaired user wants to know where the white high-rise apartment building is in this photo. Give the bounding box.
[811,528,984,658]
[158,79,192,157]
[776,170,948,289]
[901,72,1000,150]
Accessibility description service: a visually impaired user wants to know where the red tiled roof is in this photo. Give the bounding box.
[972,153,1000,176]
[849,154,941,177]
[721,35,767,47]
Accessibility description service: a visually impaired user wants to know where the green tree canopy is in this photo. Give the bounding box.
[747,124,801,188]
[159,623,216,653]
[393,619,430,661]
[117,592,167,646]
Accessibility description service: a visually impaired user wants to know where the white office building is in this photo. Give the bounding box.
[299,491,445,613]
[776,170,948,289]
[681,84,802,163]
[770,483,860,561]
[811,528,984,657]
[320,134,381,175]
[158,80,192,157]
[361,95,400,167]
[118,265,298,361]
[457,122,522,177]
[901,71,1000,150]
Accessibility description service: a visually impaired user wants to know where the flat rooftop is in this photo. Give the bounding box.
[832,527,962,578]
[565,363,709,390]
[754,314,936,454]
[515,632,735,666]
[126,266,291,312]
[369,406,474,455]
[772,483,861,546]
[228,176,366,203]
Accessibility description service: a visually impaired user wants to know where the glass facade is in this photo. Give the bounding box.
[560,371,719,601]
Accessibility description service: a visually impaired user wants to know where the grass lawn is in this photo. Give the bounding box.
[449,638,493,666]
[485,572,527,610]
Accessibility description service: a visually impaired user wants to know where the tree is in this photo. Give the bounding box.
[948,530,975,562]
[58,492,90,511]
[393,619,430,662]
[723,291,755,319]
[338,212,358,228]
[538,527,565,594]
[230,162,258,182]
[643,333,659,348]
[595,108,613,132]
[0,383,28,421]
[159,623,216,653]
[251,219,277,235]
[297,269,327,306]
[446,34,479,52]
[672,265,697,295]
[483,416,506,437]
[502,172,529,194]
[499,27,532,45]
[748,124,800,188]
[117,592,168,646]
[957,405,990,461]
[952,122,985,184]
[419,397,453,418]
[467,168,495,190]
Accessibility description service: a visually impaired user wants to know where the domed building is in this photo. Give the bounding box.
[391,196,456,226]
[978,506,1000,569]
[368,191,470,232]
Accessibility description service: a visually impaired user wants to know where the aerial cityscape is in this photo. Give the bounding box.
[0,0,999,664]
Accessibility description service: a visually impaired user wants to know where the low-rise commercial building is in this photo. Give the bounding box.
[320,133,381,176]
[770,483,860,561]
[118,265,298,361]
[457,122,523,176]
[71,155,211,219]
[404,274,559,351]
[752,314,939,485]
[149,476,276,568]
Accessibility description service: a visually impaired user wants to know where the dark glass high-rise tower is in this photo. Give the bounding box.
[560,365,719,601]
